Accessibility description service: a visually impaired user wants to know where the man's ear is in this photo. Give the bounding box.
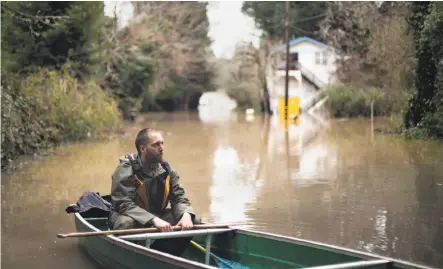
[139,145,145,153]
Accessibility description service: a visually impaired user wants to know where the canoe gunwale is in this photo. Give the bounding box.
[74,213,218,269]
[300,259,391,269]
[234,228,436,269]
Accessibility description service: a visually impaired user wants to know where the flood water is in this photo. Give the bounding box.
[2,111,443,269]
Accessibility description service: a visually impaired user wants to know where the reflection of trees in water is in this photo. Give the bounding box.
[246,117,443,268]
[409,144,443,267]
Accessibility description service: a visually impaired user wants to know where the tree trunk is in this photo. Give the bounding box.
[183,93,190,112]
[262,78,272,115]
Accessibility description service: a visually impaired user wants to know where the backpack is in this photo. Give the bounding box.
[65,191,112,218]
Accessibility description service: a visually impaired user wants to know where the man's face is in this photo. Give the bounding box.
[139,131,164,163]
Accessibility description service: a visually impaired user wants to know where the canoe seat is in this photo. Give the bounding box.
[301,259,392,269]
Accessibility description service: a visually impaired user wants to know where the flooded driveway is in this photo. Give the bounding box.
[2,112,443,268]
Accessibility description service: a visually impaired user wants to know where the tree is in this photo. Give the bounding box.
[318,2,414,90]
[100,11,158,117]
[1,1,106,80]
[124,1,215,111]
[101,1,215,114]
[233,39,278,114]
[404,2,443,138]
[241,1,327,41]
[215,41,277,112]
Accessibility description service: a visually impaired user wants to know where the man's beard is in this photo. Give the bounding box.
[147,154,162,164]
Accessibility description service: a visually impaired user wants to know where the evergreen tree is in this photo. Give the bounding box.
[1,1,106,79]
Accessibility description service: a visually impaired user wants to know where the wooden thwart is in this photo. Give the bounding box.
[57,222,247,238]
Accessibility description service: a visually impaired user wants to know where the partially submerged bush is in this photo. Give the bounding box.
[1,67,121,167]
[320,83,409,118]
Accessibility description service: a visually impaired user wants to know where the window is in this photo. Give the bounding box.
[291,53,298,69]
[322,51,328,65]
[315,52,321,64]
[315,51,328,65]
[293,52,299,62]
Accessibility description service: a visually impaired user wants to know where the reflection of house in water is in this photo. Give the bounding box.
[290,143,338,187]
[266,114,338,187]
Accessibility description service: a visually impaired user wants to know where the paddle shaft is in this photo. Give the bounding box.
[57,222,247,238]
[190,240,237,269]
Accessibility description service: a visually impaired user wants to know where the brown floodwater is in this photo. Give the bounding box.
[2,111,443,269]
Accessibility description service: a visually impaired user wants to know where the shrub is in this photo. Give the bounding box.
[320,83,409,118]
[1,66,121,168]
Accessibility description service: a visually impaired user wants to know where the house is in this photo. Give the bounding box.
[266,37,341,116]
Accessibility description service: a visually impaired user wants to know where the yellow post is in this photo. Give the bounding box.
[279,96,300,125]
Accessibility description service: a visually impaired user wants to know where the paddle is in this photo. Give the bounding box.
[57,222,247,238]
[190,240,251,269]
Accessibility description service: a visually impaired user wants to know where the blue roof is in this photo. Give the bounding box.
[272,36,342,54]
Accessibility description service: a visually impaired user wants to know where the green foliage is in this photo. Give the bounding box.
[225,81,261,111]
[154,1,215,110]
[317,2,415,93]
[401,127,431,140]
[214,43,265,111]
[241,1,327,40]
[1,66,121,168]
[114,43,158,117]
[0,1,217,168]
[404,2,443,139]
[104,1,215,113]
[321,83,409,118]
[1,1,106,79]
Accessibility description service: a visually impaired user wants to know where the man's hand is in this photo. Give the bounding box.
[152,217,173,232]
[177,213,193,230]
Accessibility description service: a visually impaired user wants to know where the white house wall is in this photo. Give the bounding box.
[290,41,338,84]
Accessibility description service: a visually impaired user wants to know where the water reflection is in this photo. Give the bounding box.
[242,115,443,268]
[2,112,443,269]
[206,109,266,225]
[210,145,262,223]
[266,113,338,187]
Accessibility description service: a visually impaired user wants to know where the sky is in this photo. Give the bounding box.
[103,1,261,59]
[206,1,261,58]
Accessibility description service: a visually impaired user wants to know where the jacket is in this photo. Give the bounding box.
[110,154,195,226]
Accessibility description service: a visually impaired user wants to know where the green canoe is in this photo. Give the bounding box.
[73,212,433,269]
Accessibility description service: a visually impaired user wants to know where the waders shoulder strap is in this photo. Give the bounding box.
[126,154,151,211]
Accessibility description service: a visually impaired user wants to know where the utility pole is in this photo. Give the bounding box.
[284,1,291,121]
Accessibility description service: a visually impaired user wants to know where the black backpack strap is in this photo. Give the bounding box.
[126,154,142,176]
[126,153,145,189]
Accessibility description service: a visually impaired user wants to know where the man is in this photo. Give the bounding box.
[109,127,198,256]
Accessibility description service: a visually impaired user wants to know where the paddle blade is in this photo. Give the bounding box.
[213,256,251,269]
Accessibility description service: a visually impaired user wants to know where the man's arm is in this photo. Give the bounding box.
[111,161,156,226]
[168,169,196,221]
